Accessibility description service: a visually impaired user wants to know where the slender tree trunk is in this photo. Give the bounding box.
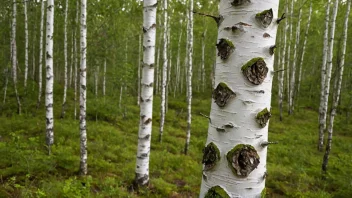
[174,20,183,98]
[11,0,21,115]
[184,0,193,155]
[137,35,141,105]
[45,0,55,154]
[159,0,168,143]
[134,0,157,186]
[319,0,338,152]
[199,1,279,196]
[166,22,171,113]
[289,4,302,115]
[322,0,350,172]
[95,66,99,98]
[182,10,190,96]
[61,0,69,119]
[201,29,207,93]
[37,0,45,109]
[103,58,106,96]
[296,2,312,106]
[69,32,74,87]
[3,68,8,105]
[79,0,88,175]
[286,0,294,113]
[119,84,123,109]
[24,0,29,90]
[279,0,288,121]
[74,0,79,120]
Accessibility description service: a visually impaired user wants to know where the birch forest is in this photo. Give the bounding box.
[1,0,352,197]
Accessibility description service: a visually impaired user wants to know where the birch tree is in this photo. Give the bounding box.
[199,0,279,196]
[61,0,69,118]
[134,0,157,186]
[184,0,193,155]
[37,0,45,109]
[80,0,88,175]
[159,0,168,142]
[137,35,141,105]
[103,58,106,96]
[45,0,55,154]
[296,1,312,103]
[11,0,21,114]
[289,4,302,115]
[201,29,207,93]
[319,0,338,152]
[74,0,79,119]
[279,0,288,121]
[322,0,350,172]
[24,0,29,90]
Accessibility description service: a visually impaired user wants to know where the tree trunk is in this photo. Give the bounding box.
[184,0,193,155]
[201,29,207,93]
[137,34,141,105]
[296,2,312,106]
[24,0,29,90]
[61,0,69,119]
[159,0,168,143]
[174,20,183,97]
[322,0,350,172]
[119,84,123,109]
[134,0,157,186]
[320,0,339,152]
[289,5,302,115]
[79,0,88,175]
[12,0,21,114]
[286,0,294,110]
[95,66,99,98]
[74,0,79,120]
[103,58,106,96]
[279,0,288,121]
[199,1,279,196]
[3,68,8,105]
[45,0,55,154]
[69,32,74,88]
[318,0,331,151]
[37,0,45,109]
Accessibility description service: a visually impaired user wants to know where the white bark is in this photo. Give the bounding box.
[199,0,279,197]
[3,68,8,105]
[119,84,123,109]
[24,0,29,89]
[289,5,302,115]
[103,58,106,96]
[134,0,157,186]
[286,0,294,110]
[61,0,69,119]
[318,0,331,151]
[69,32,74,87]
[138,34,141,105]
[159,0,168,142]
[95,66,99,98]
[74,0,79,119]
[174,20,183,97]
[184,0,193,155]
[201,29,207,93]
[320,0,338,152]
[322,0,350,172]
[37,0,45,109]
[279,0,288,121]
[80,0,88,175]
[296,2,312,102]
[45,0,55,153]
[11,0,21,114]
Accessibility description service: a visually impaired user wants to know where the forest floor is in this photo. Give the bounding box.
[0,87,352,198]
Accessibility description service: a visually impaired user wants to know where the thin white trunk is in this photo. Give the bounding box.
[37,0,45,109]
[318,0,331,151]
[184,0,193,155]
[69,32,74,87]
[199,1,278,197]
[279,0,288,121]
[103,58,106,96]
[45,0,55,153]
[80,0,88,175]
[182,10,190,96]
[159,0,168,142]
[322,0,350,172]
[137,35,141,105]
[155,43,160,95]
[12,0,21,114]
[174,20,183,97]
[201,29,207,93]
[134,0,157,186]
[296,2,312,103]
[24,0,29,90]
[74,0,79,119]
[289,5,302,114]
[61,0,69,119]
[119,85,123,109]
[95,66,99,98]
[286,0,294,110]
[3,68,9,105]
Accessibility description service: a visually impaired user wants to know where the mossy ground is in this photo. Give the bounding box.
[0,82,351,197]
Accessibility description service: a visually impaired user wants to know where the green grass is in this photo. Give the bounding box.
[0,85,351,197]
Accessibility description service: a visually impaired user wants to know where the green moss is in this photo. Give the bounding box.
[256,108,270,118]
[226,144,260,176]
[202,142,221,170]
[241,57,264,71]
[205,186,230,198]
[223,38,235,49]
